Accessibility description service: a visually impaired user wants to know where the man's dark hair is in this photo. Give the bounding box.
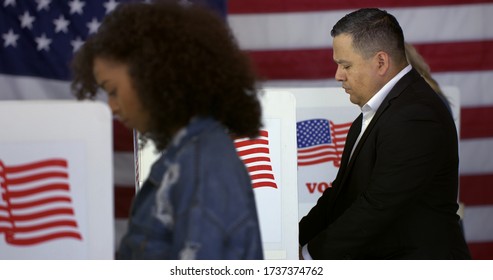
[331,8,406,63]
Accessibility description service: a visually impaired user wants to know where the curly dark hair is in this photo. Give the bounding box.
[71,1,262,150]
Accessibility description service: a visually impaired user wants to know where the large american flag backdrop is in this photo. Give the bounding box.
[1,0,492,259]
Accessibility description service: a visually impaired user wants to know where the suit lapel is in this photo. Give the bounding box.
[338,68,422,186]
[324,113,362,211]
[331,113,361,191]
[339,113,362,169]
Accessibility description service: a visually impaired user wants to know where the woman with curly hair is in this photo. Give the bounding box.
[71,1,263,259]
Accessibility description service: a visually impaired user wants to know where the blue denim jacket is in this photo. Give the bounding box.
[118,117,263,259]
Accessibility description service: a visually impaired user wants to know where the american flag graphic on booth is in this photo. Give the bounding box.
[0,158,82,246]
[234,130,278,189]
[297,119,352,168]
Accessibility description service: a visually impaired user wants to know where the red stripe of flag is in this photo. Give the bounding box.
[11,208,75,221]
[247,40,493,80]
[10,220,78,233]
[250,174,276,181]
[6,172,68,185]
[235,139,269,148]
[298,150,340,160]
[415,41,493,73]
[461,106,493,139]
[460,174,493,206]
[237,147,270,157]
[2,159,67,173]
[467,241,493,260]
[249,48,331,80]
[299,157,342,166]
[331,122,352,131]
[242,157,271,165]
[6,232,82,246]
[114,119,134,152]
[298,144,338,154]
[114,185,135,218]
[257,130,269,138]
[9,197,72,210]
[6,183,69,198]
[247,165,273,173]
[252,181,278,189]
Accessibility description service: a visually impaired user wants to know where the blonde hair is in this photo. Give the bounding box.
[405,42,443,95]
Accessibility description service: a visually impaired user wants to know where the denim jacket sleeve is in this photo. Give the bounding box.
[118,118,263,259]
[168,127,263,259]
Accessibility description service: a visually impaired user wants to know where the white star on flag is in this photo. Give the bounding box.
[68,0,85,15]
[3,0,16,7]
[103,0,119,14]
[19,11,35,29]
[35,0,51,11]
[2,29,19,47]
[35,33,51,51]
[53,15,70,33]
[87,17,100,34]
[71,37,84,53]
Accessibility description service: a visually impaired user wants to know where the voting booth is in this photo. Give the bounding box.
[287,88,360,220]
[0,101,114,259]
[136,91,299,259]
[253,91,298,259]
[289,86,461,220]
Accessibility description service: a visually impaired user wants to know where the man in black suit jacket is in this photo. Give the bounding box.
[299,8,471,259]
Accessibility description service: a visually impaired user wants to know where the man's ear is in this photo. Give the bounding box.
[375,51,390,75]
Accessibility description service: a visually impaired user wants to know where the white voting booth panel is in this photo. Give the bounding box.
[0,101,113,259]
[255,91,298,259]
[287,88,360,220]
[287,86,461,221]
[136,91,299,259]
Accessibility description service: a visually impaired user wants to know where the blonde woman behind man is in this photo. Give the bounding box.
[405,42,451,111]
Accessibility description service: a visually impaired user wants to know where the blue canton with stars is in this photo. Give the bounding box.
[0,0,130,81]
[297,119,333,148]
[0,0,226,81]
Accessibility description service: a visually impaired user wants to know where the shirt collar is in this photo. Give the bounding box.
[362,64,412,115]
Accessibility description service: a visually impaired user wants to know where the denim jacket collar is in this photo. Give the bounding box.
[147,117,223,186]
